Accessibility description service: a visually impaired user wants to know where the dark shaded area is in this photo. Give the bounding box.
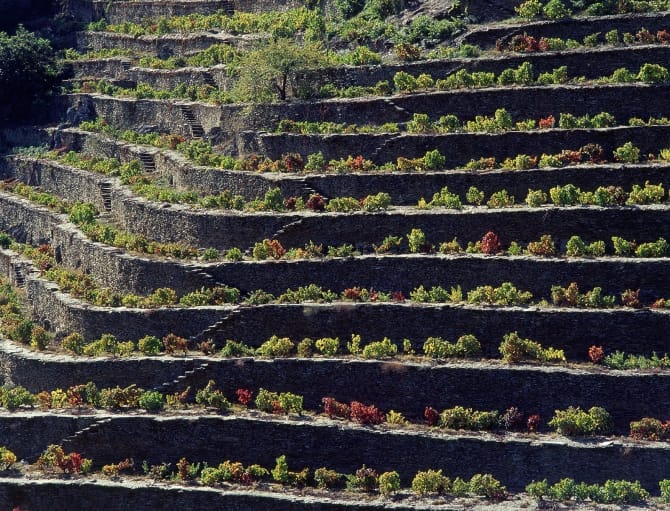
[0,0,55,32]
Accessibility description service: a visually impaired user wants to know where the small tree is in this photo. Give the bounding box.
[0,25,58,121]
[233,39,330,102]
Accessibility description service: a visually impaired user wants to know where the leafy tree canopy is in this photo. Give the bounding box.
[232,39,332,102]
[0,25,58,121]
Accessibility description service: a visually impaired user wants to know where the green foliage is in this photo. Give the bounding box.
[637,63,669,83]
[137,335,162,355]
[466,282,533,306]
[626,181,664,204]
[61,333,85,355]
[525,189,547,207]
[220,340,254,357]
[499,331,566,363]
[0,26,58,120]
[515,0,543,18]
[660,479,670,503]
[543,0,572,18]
[378,471,401,496]
[271,455,309,486]
[233,39,330,102]
[315,337,339,356]
[423,334,481,358]
[68,202,98,226]
[466,186,485,205]
[0,385,35,410]
[613,142,641,163]
[407,228,430,253]
[439,406,500,431]
[30,326,50,350]
[412,469,451,495]
[139,390,164,411]
[256,335,295,357]
[548,406,613,435]
[532,478,650,504]
[195,380,230,411]
[314,467,343,488]
[361,337,398,358]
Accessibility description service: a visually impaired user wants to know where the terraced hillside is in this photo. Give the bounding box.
[2,0,670,508]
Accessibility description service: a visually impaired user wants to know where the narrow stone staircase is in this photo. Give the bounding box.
[138,153,156,173]
[99,181,113,212]
[60,417,113,450]
[153,361,210,395]
[179,105,205,139]
[12,266,26,289]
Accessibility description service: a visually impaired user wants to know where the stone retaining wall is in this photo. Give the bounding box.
[0,478,437,511]
[252,125,670,165]
[1,343,669,432]
[304,45,670,90]
[64,82,670,147]
[459,12,670,48]
[58,127,670,205]
[1,413,665,491]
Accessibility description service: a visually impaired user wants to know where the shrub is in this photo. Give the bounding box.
[486,190,514,208]
[195,380,230,411]
[0,27,58,119]
[361,337,397,359]
[346,465,378,492]
[525,189,547,207]
[543,0,571,18]
[412,469,450,495]
[378,471,401,495]
[626,181,665,204]
[501,407,525,430]
[407,228,431,253]
[466,282,532,306]
[139,390,164,411]
[439,406,499,430]
[0,446,16,470]
[361,192,391,212]
[271,455,309,486]
[660,479,670,502]
[61,332,85,355]
[424,149,446,170]
[428,186,461,209]
[515,0,543,18]
[613,142,640,163]
[549,183,580,205]
[548,406,613,435]
[137,335,162,355]
[526,234,556,256]
[350,401,385,425]
[230,389,252,407]
[630,417,670,440]
[469,473,506,499]
[588,345,605,363]
[480,231,501,254]
[499,331,565,363]
[386,410,408,425]
[322,397,350,419]
[278,391,303,415]
[162,333,188,355]
[314,467,343,488]
[220,340,254,357]
[393,71,417,93]
[256,335,294,357]
[466,186,485,205]
[315,337,339,356]
[637,63,669,83]
[255,388,280,413]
